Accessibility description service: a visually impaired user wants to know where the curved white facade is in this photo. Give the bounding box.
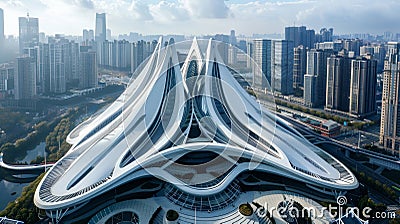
[34,38,357,222]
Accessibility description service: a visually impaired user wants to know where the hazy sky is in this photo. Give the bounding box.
[0,0,400,36]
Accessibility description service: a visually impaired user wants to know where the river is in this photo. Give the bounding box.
[0,142,46,211]
[0,178,29,211]
[19,142,46,164]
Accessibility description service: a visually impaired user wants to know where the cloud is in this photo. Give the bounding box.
[149,1,189,22]
[74,0,94,9]
[228,0,315,34]
[295,0,400,33]
[2,0,400,36]
[128,0,153,20]
[6,0,24,7]
[180,0,231,19]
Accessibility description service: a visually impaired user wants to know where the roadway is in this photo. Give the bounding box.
[276,114,400,205]
[0,153,53,172]
[277,112,400,168]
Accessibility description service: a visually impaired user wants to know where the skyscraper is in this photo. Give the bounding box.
[349,57,377,118]
[238,40,247,53]
[305,29,316,49]
[303,74,317,107]
[229,29,236,46]
[271,40,293,95]
[214,34,230,64]
[293,45,306,88]
[325,55,352,112]
[373,44,386,73]
[360,46,374,56]
[39,43,50,93]
[116,40,131,70]
[106,29,111,41]
[131,40,144,73]
[0,8,4,47]
[23,47,41,93]
[18,14,39,54]
[130,40,157,73]
[49,37,67,93]
[285,26,315,49]
[285,26,306,48]
[228,44,237,65]
[0,63,14,98]
[380,42,400,155]
[95,13,106,43]
[303,49,331,107]
[79,46,97,89]
[343,39,363,57]
[252,39,272,89]
[15,55,36,99]
[246,42,253,69]
[316,28,333,43]
[83,29,90,42]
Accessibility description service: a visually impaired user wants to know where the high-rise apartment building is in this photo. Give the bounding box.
[246,42,253,69]
[325,55,352,112]
[252,39,272,89]
[360,46,374,56]
[238,40,247,53]
[60,41,79,85]
[305,29,316,49]
[99,39,131,70]
[38,43,50,93]
[316,28,333,43]
[229,30,237,46]
[373,44,386,73]
[214,34,230,64]
[303,49,331,107]
[380,42,400,154]
[49,38,67,93]
[83,29,95,42]
[36,36,81,93]
[116,40,131,70]
[79,46,97,89]
[18,15,39,54]
[303,74,317,107]
[0,63,14,98]
[130,40,157,73]
[343,39,363,57]
[272,40,293,95]
[131,41,144,73]
[293,45,306,88]
[349,57,377,118]
[106,29,112,41]
[315,41,343,53]
[15,55,36,99]
[285,26,315,49]
[23,47,41,93]
[228,44,237,65]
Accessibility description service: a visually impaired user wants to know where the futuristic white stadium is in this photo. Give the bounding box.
[34,38,359,223]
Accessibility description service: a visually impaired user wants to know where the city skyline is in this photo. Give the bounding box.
[0,0,400,37]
